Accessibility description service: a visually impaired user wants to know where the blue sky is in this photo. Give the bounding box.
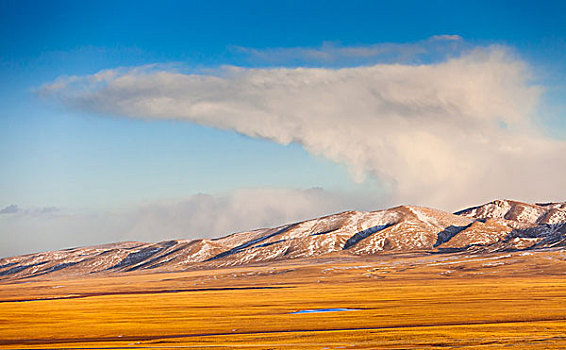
[1,0,565,255]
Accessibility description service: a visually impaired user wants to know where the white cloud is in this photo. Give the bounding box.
[0,188,377,257]
[430,34,463,41]
[40,45,566,210]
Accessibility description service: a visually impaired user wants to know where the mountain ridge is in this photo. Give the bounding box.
[1,199,565,280]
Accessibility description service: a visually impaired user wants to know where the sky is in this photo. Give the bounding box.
[1,0,565,256]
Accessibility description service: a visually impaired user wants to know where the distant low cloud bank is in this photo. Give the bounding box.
[40,43,566,209]
[0,188,376,257]
[0,205,18,215]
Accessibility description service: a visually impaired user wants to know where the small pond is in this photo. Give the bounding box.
[290,308,360,314]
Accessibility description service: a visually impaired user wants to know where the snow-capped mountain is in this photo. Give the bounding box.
[1,200,564,280]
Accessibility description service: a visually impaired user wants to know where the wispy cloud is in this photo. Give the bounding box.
[39,43,566,210]
[429,34,463,41]
[229,35,467,67]
[0,204,59,216]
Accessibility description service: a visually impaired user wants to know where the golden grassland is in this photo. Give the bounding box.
[0,250,565,349]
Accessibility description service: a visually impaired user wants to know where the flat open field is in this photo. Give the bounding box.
[0,249,565,349]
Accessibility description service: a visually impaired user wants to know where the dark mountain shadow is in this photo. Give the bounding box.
[253,239,289,249]
[127,244,189,271]
[434,223,566,254]
[108,241,178,271]
[431,247,468,254]
[311,228,339,236]
[33,261,80,277]
[434,224,471,247]
[509,223,566,248]
[0,261,48,277]
[343,224,393,250]
[0,262,17,270]
[207,223,299,261]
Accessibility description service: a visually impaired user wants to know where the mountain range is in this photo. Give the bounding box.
[1,199,565,280]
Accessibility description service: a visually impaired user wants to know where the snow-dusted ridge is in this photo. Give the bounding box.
[1,199,565,280]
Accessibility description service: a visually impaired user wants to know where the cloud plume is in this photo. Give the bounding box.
[40,45,566,209]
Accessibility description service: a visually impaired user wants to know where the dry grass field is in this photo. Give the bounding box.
[0,249,565,349]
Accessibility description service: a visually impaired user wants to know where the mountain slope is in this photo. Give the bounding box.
[1,199,564,280]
